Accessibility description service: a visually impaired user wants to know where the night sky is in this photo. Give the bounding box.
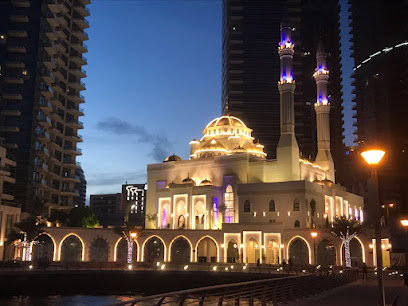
[82,0,354,200]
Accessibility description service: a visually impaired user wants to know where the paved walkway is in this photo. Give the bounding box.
[287,273,408,306]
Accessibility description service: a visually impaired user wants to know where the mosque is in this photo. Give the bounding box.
[30,23,391,268]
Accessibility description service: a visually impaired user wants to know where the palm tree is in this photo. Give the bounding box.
[218,202,227,224]
[331,216,363,268]
[8,216,45,261]
[114,222,141,264]
[145,213,157,228]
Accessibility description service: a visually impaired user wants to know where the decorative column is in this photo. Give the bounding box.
[276,21,300,180]
[313,41,335,181]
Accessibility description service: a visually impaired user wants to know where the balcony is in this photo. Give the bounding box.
[73,5,90,17]
[45,12,59,27]
[40,83,54,99]
[54,41,65,52]
[0,126,20,133]
[36,146,50,156]
[78,0,91,5]
[46,0,58,13]
[71,42,88,54]
[55,27,67,39]
[11,0,30,8]
[7,44,26,53]
[62,173,81,183]
[68,80,86,91]
[67,105,84,116]
[8,29,28,38]
[0,166,11,176]
[68,93,85,104]
[44,27,58,41]
[37,114,52,128]
[71,29,89,41]
[38,97,53,112]
[70,54,87,65]
[63,160,81,169]
[40,68,55,83]
[36,130,51,142]
[72,17,89,29]
[69,66,86,78]
[1,93,23,100]
[34,178,47,186]
[9,14,29,23]
[4,76,24,85]
[42,40,57,55]
[0,109,21,117]
[5,58,25,69]
[42,55,56,69]
[64,145,82,155]
[35,162,49,173]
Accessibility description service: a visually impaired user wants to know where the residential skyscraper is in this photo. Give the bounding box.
[348,0,408,217]
[0,0,89,214]
[222,0,346,183]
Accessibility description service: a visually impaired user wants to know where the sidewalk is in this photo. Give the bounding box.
[287,273,408,306]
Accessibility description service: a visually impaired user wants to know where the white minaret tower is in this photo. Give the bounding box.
[313,41,335,181]
[276,21,300,180]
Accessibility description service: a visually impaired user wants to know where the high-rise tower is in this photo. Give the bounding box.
[277,22,300,180]
[222,0,346,183]
[0,0,89,214]
[313,41,334,181]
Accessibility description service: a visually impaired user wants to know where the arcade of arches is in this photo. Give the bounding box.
[26,228,377,267]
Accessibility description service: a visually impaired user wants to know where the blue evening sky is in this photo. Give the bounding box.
[81,0,354,200]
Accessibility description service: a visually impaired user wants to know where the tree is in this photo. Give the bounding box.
[7,216,45,261]
[331,217,363,268]
[67,206,99,228]
[218,202,227,224]
[48,210,69,226]
[145,213,157,228]
[114,222,141,264]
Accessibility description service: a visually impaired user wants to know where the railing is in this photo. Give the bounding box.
[111,270,358,306]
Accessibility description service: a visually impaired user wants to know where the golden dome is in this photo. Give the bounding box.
[164,154,182,162]
[199,179,213,186]
[206,116,247,128]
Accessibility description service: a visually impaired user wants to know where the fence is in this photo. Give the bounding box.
[111,269,358,306]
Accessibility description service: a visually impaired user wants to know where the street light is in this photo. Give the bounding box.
[311,232,318,266]
[400,219,408,227]
[361,149,386,306]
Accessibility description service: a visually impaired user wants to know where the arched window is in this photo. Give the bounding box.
[310,199,316,217]
[244,200,251,212]
[294,220,300,227]
[224,185,234,223]
[269,200,276,212]
[293,199,300,211]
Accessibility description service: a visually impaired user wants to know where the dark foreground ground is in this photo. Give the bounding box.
[0,270,283,296]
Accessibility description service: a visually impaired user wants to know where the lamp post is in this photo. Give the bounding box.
[361,149,386,306]
[311,232,318,265]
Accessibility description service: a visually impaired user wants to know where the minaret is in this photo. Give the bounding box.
[276,21,300,180]
[313,41,335,181]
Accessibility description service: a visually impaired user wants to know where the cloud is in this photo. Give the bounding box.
[96,117,171,162]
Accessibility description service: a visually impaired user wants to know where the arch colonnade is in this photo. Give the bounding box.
[28,228,377,267]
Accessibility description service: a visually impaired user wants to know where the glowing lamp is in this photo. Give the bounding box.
[361,150,385,165]
[130,232,137,239]
[311,232,318,238]
[184,265,189,270]
[400,219,408,227]
[221,244,225,248]
[128,264,133,270]
[369,244,373,249]
[389,203,394,208]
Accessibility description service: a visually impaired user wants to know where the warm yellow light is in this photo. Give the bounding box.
[369,244,373,249]
[361,150,385,165]
[389,203,394,208]
[400,219,408,227]
[130,232,137,238]
[311,232,318,238]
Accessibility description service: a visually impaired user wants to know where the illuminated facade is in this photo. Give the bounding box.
[139,24,373,267]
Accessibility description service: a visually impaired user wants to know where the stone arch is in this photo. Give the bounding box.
[59,234,84,262]
[317,239,336,267]
[114,237,138,263]
[287,236,311,265]
[341,237,365,267]
[33,233,56,263]
[142,235,166,263]
[169,235,192,263]
[245,237,260,264]
[90,237,109,262]
[194,200,206,229]
[226,239,239,263]
[195,236,218,263]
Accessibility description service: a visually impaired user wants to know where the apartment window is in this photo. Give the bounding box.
[293,199,300,211]
[269,199,276,212]
[243,200,250,212]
